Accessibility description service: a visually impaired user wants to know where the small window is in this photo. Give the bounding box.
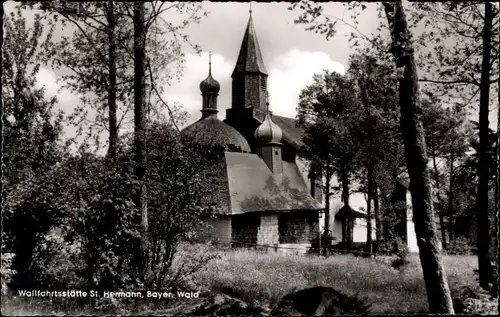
[261,77,267,90]
[275,150,278,155]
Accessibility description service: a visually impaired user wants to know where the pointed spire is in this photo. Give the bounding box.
[200,51,220,94]
[232,8,268,77]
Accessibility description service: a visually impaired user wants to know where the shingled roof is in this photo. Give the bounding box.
[272,114,305,149]
[232,14,268,76]
[225,152,321,214]
[182,115,252,153]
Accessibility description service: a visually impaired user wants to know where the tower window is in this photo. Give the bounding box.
[261,77,267,90]
[275,150,278,155]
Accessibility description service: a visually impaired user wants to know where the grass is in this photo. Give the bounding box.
[1,296,94,316]
[2,244,496,315]
[191,246,487,314]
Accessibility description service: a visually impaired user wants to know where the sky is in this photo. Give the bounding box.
[5,1,498,144]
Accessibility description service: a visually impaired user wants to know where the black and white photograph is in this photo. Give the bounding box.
[1,0,498,315]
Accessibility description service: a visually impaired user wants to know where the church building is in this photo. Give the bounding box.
[182,11,418,253]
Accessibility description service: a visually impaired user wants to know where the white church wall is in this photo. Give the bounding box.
[406,192,419,253]
[296,157,419,252]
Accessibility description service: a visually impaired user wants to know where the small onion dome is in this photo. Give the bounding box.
[182,116,251,153]
[199,73,220,94]
[254,111,282,144]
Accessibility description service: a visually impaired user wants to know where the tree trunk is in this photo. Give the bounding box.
[365,166,374,254]
[106,0,118,159]
[476,1,493,291]
[341,168,351,251]
[323,168,331,254]
[448,151,454,244]
[374,182,382,241]
[133,1,148,281]
[431,146,447,249]
[383,1,454,313]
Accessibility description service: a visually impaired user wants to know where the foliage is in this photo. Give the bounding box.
[307,229,337,255]
[408,2,499,103]
[290,1,457,312]
[142,123,224,289]
[297,70,364,247]
[2,6,68,291]
[446,236,473,256]
[1,253,15,295]
[27,1,207,151]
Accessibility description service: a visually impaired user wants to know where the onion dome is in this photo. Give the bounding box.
[200,52,220,94]
[182,116,251,153]
[254,100,282,144]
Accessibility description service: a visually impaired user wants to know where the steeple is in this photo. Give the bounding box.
[254,95,282,145]
[200,51,220,118]
[232,11,268,77]
[254,95,283,174]
[230,8,269,112]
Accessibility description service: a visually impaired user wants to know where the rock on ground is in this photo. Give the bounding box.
[270,286,372,316]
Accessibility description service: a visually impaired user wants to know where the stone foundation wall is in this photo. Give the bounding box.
[194,216,232,245]
[257,214,279,247]
[279,211,318,244]
[231,213,259,247]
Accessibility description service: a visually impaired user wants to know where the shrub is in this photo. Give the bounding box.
[446,236,472,255]
[1,253,15,295]
[452,284,498,314]
[308,230,337,255]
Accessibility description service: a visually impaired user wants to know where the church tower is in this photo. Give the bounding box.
[231,10,268,113]
[254,98,283,174]
[199,52,220,119]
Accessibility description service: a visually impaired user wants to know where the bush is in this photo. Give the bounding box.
[308,230,337,255]
[1,253,15,295]
[446,236,472,255]
[452,284,498,314]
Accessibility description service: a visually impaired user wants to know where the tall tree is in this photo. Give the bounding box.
[347,53,401,249]
[2,7,66,290]
[382,2,454,312]
[106,0,118,158]
[290,0,455,312]
[475,1,494,290]
[29,1,206,154]
[297,70,362,252]
[421,93,469,249]
[409,2,498,290]
[133,1,148,280]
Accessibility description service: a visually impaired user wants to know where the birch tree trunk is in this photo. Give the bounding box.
[133,1,148,280]
[382,1,454,313]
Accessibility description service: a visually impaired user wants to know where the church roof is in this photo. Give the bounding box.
[334,205,367,220]
[272,115,305,149]
[232,14,268,77]
[224,152,322,214]
[182,116,251,153]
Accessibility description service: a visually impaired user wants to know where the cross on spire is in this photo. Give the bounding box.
[249,2,252,15]
[209,51,212,75]
[265,92,270,114]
